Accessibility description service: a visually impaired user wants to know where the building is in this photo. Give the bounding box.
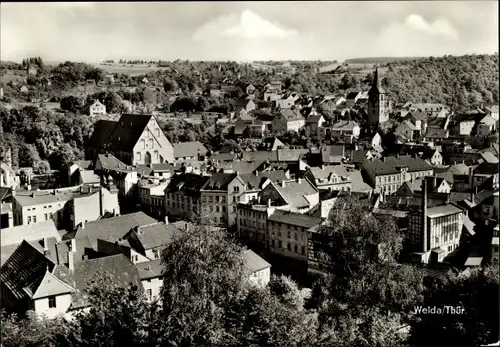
[484,105,499,122]
[1,163,20,189]
[491,224,499,263]
[421,148,444,166]
[319,120,360,143]
[305,114,325,132]
[173,141,208,161]
[361,155,434,195]
[89,100,106,117]
[345,92,361,108]
[86,114,174,166]
[395,120,419,141]
[303,165,352,192]
[472,162,499,190]
[244,249,271,287]
[477,115,497,136]
[406,182,464,264]
[259,178,319,213]
[271,109,305,132]
[20,85,29,93]
[367,69,389,126]
[274,99,294,110]
[246,84,256,95]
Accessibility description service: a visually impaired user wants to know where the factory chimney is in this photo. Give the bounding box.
[421,178,428,253]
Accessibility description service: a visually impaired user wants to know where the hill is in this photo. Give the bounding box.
[380,54,499,111]
[345,57,423,64]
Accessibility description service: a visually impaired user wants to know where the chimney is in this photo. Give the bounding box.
[297,178,302,184]
[53,188,57,195]
[71,238,76,253]
[433,174,437,190]
[81,220,85,229]
[68,251,74,271]
[421,178,428,253]
[281,181,286,187]
[255,171,258,177]
[83,255,88,260]
[28,185,32,192]
[164,216,169,225]
[267,199,271,207]
[11,189,15,197]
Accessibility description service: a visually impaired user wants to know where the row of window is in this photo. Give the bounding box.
[270,239,306,255]
[27,213,54,224]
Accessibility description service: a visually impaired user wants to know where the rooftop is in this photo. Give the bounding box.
[173,141,208,159]
[243,249,271,273]
[426,204,463,218]
[1,220,61,246]
[268,209,323,228]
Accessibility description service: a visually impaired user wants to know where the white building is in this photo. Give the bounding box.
[89,100,106,117]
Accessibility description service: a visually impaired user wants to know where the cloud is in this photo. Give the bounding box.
[193,9,298,42]
[404,14,459,40]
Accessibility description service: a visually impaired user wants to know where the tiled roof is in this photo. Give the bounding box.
[136,259,163,280]
[215,160,264,174]
[133,222,182,250]
[257,170,288,183]
[268,209,323,228]
[75,212,158,249]
[362,155,433,176]
[306,114,323,123]
[348,170,373,193]
[87,120,117,150]
[239,173,268,190]
[1,220,61,246]
[55,236,93,265]
[73,160,93,170]
[243,249,271,273]
[79,170,100,184]
[480,152,499,164]
[71,254,142,309]
[13,190,74,207]
[107,114,153,152]
[474,162,499,175]
[349,150,368,164]
[279,108,304,121]
[409,110,428,121]
[308,165,350,181]
[202,173,239,191]
[164,173,209,197]
[424,127,448,138]
[211,153,238,162]
[277,149,310,162]
[96,153,133,172]
[242,151,278,162]
[0,241,55,301]
[274,179,318,209]
[173,141,208,159]
[321,145,345,163]
[31,270,75,299]
[331,120,359,131]
[1,237,58,266]
[400,120,418,131]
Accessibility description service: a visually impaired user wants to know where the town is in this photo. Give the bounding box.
[1,2,499,346]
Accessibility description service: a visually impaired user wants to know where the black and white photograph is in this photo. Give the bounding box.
[0,1,498,346]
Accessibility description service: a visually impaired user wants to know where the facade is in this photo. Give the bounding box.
[89,100,106,117]
[271,109,305,132]
[361,156,434,195]
[477,115,497,136]
[395,120,418,141]
[367,69,389,126]
[319,120,360,142]
[87,114,174,166]
[244,249,271,287]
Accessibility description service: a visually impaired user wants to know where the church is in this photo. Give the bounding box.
[368,68,390,126]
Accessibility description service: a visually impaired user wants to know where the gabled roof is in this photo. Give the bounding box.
[243,249,271,273]
[136,259,163,280]
[132,222,182,250]
[239,173,269,190]
[55,236,93,265]
[278,108,304,122]
[71,254,142,309]
[79,170,100,184]
[107,114,153,152]
[202,172,239,191]
[277,148,310,162]
[173,141,208,159]
[308,165,350,181]
[474,162,499,176]
[242,151,278,162]
[1,241,55,301]
[257,170,289,183]
[75,212,158,249]
[426,204,463,218]
[321,145,345,164]
[31,270,75,300]
[96,153,133,172]
[13,190,74,207]
[258,137,286,151]
[1,220,60,246]
[424,127,448,138]
[164,173,209,197]
[330,120,359,131]
[87,120,117,150]
[268,209,322,228]
[409,109,428,121]
[480,152,499,164]
[273,179,318,209]
[211,152,238,162]
[362,155,433,176]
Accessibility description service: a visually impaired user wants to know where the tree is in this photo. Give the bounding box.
[18,143,42,168]
[163,79,178,93]
[408,264,499,346]
[60,96,83,114]
[340,73,353,90]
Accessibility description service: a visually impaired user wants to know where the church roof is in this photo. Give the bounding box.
[369,68,385,95]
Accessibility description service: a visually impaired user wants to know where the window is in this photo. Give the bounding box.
[294,233,297,240]
[223,206,226,212]
[49,213,53,218]
[301,246,305,255]
[233,196,237,202]
[278,240,282,248]
[141,139,146,149]
[294,245,298,253]
[156,128,160,136]
[45,213,48,221]
[287,243,291,251]
[153,249,159,259]
[216,206,220,212]
[133,255,139,262]
[209,206,213,212]
[234,186,240,193]
[154,150,159,159]
[27,216,32,224]
[136,152,142,160]
[48,296,56,308]
[216,196,220,203]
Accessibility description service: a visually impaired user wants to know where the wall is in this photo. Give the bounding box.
[72,193,100,229]
[141,277,163,302]
[132,117,174,165]
[248,267,271,287]
[34,294,72,319]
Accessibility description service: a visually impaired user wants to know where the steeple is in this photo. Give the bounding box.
[370,67,385,95]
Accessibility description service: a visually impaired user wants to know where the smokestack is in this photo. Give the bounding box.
[164,216,169,225]
[421,178,428,253]
[281,181,286,187]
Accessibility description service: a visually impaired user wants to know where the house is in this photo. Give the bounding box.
[395,120,419,141]
[173,141,208,161]
[472,162,499,190]
[234,98,256,115]
[263,90,281,102]
[268,81,282,92]
[361,155,434,195]
[209,89,222,98]
[271,109,305,133]
[484,105,499,121]
[89,100,106,117]
[142,77,149,84]
[320,145,345,165]
[244,249,271,287]
[274,99,295,110]
[371,132,384,152]
[421,148,444,166]
[20,85,29,93]
[74,211,158,250]
[258,137,287,151]
[477,115,497,136]
[407,103,449,118]
[1,163,20,189]
[67,160,93,186]
[1,219,60,246]
[86,114,175,165]
[306,115,325,131]
[303,165,352,192]
[395,175,452,197]
[28,66,38,75]
[345,92,361,108]
[423,127,449,142]
[319,120,360,143]
[258,178,319,213]
[246,84,256,95]
[407,110,428,133]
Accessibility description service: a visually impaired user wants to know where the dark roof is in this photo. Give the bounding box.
[136,259,163,280]
[107,114,153,152]
[279,108,304,121]
[242,151,278,162]
[0,186,12,201]
[0,241,55,301]
[211,152,238,162]
[346,91,360,100]
[239,173,268,190]
[409,110,428,121]
[75,212,158,249]
[87,120,117,150]
[474,162,499,175]
[71,254,142,309]
[164,173,209,197]
[321,145,345,163]
[55,237,93,265]
[369,68,385,94]
[362,155,433,176]
[268,209,322,228]
[424,127,448,138]
[202,172,239,191]
[258,170,288,183]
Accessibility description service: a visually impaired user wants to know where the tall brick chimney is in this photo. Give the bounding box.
[421,178,428,253]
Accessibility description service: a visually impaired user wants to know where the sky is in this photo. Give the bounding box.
[1,1,498,63]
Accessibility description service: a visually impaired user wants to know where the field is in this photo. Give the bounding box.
[92,63,169,76]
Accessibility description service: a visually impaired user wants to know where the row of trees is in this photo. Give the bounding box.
[2,197,498,347]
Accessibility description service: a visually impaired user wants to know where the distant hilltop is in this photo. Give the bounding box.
[345,57,424,64]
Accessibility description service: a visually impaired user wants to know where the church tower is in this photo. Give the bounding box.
[368,68,389,126]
